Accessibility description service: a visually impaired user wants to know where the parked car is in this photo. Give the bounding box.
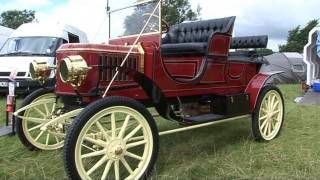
[15,0,285,179]
[0,22,88,93]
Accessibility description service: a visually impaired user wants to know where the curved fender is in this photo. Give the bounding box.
[245,71,283,111]
[117,67,182,122]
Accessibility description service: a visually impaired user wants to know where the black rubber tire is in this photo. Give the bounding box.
[252,85,285,141]
[16,88,55,151]
[64,96,159,180]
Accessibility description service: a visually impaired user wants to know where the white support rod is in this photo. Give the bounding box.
[159,115,251,136]
[102,0,161,98]
[128,114,251,142]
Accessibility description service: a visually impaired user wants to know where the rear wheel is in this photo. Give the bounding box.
[64,96,159,180]
[252,85,285,141]
[16,88,75,150]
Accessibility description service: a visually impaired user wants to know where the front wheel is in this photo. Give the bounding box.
[252,85,285,141]
[64,96,159,180]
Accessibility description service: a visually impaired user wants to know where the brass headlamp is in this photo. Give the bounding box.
[59,55,90,88]
[29,59,51,83]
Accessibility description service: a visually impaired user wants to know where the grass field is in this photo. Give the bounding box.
[0,85,320,180]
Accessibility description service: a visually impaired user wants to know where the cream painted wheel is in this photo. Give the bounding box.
[252,85,284,141]
[16,88,76,150]
[65,97,159,180]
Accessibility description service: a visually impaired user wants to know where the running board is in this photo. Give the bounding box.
[183,114,225,124]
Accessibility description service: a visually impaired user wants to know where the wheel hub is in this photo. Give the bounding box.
[106,139,126,160]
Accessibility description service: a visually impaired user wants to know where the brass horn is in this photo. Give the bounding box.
[59,55,90,88]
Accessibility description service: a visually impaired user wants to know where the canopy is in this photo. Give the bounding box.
[260,52,307,84]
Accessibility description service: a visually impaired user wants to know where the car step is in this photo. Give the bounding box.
[183,114,226,124]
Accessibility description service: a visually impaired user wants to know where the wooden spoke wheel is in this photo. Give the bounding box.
[64,96,159,180]
[16,88,75,150]
[252,85,285,141]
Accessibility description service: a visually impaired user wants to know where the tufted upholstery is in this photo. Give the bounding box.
[161,16,236,56]
[231,35,268,49]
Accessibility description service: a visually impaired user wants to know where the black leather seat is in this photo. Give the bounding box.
[161,16,236,56]
[231,35,268,49]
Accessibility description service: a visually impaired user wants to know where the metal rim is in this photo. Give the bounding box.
[74,106,154,180]
[258,90,284,140]
[22,93,66,150]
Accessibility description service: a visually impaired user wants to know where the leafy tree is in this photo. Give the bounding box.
[162,0,201,25]
[279,19,318,53]
[257,48,274,56]
[0,10,35,29]
[122,0,201,36]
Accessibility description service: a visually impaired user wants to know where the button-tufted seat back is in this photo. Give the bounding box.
[162,16,236,56]
[231,35,268,49]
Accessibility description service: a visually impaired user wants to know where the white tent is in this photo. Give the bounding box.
[0,25,14,48]
[260,52,307,84]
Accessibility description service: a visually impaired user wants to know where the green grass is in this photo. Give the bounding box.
[1,85,320,179]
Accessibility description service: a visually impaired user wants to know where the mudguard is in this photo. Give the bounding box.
[117,67,182,122]
[245,71,283,111]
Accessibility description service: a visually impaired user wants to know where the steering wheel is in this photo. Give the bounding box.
[142,13,170,33]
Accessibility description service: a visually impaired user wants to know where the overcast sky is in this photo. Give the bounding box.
[0,0,319,51]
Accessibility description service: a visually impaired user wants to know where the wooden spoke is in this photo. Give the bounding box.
[55,136,61,143]
[101,160,113,180]
[263,122,269,136]
[45,133,50,146]
[44,103,50,116]
[267,122,271,135]
[124,125,142,142]
[126,140,147,149]
[28,124,44,132]
[82,144,97,152]
[271,94,276,108]
[260,119,268,130]
[118,115,130,139]
[87,155,108,176]
[111,113,116,139]
[272,101,280,111]
[34,107,46,118]
[81,149,106,159]
[125,151,143,161]
[121,157,133,174]
[128,136,144,142]
[35,131,44,142]
[84,136,106,147]
[114,160,120,180]
[22,117,47,124]
[95,122,111,141]
[259,114,268,121]
[51,103,56,114]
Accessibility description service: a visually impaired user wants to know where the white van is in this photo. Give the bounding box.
[0,22,88,93]
[0,25,13,49]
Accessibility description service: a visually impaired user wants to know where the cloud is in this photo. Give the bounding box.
[15,0,52,6]
[36,0,108,43]
[0,0,52,10]
[191,0,320,51]
[4,0,319,51]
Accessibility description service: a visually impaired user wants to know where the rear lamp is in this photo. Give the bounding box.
[59,55,90,88]
[29,60,51,83]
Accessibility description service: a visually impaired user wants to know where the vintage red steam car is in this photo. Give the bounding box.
[15,0,284,179]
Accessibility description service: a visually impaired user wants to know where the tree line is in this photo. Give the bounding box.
[0,0,318,53]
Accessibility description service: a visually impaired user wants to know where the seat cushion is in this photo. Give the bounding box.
[161,43,207,56]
